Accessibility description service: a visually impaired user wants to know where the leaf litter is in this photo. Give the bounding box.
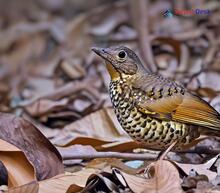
[1,0,220,192]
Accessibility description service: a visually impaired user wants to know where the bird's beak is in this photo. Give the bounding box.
[91,47,109,60]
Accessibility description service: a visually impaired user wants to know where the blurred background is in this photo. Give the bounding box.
[0,0,220,159]
[1,1,220,191]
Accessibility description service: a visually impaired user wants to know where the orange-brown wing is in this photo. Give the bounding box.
[132,75,220,130]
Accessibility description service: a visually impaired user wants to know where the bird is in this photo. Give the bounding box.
[92,46,220,155]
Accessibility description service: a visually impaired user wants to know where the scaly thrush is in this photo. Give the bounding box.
[92,46,220,151]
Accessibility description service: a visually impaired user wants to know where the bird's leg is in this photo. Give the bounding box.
[158,140,178,160]
[137,141,178,175]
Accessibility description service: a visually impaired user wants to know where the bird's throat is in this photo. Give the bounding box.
[105,61,120,80]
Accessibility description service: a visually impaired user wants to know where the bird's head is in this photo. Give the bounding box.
[92,46,146,80]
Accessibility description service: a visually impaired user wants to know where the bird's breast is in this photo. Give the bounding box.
[109,80,200,150]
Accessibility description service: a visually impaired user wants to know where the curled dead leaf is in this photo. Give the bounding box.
[39,169,97,193]
[114,160,182,193]
[0,140,36,187]
[0,113,64,187]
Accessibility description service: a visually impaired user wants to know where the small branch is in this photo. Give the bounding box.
[130,0,157,72]
[58,145,220,162]
[60,151,158,161]
[16,77,97,107]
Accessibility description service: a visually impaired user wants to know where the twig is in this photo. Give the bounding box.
[16,77,97,107]
[60,151,158,161]
[130,0,157,72]
[59,145,220,162]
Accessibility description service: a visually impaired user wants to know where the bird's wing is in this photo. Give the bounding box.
[132,74,220,130]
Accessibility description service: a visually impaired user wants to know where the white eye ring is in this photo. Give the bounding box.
[117,50,127,62]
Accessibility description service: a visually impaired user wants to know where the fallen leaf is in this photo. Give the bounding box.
[39,169,97,193]
[5,168,99,193]
[6,181,38,193]
[82,172,121,192]
[54,108,132,147]
[173,160,217,181]
[64,107,126,139]
[0,113,64,187]
[87,158,138,175]
[25,98,69,117]
[114,160,182,193]
[0,140,35,187]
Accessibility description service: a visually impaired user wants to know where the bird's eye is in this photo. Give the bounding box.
[117,50,127,61]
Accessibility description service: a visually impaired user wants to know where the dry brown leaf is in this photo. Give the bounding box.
[54,108,131,147]
[0,113,64,187]
[87,158,138,175]
[53,136,111,148]
[81,171,121,192]
[6,181,38,193]
[0,140,35,187]
[52,108,146,152]
[55,136,141,152]
[173,158,217,181]
[25,98,69,117]
[38,169,97,193]
[114,160,182,193]
[5,168,98,193]
[64,108,129,140]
